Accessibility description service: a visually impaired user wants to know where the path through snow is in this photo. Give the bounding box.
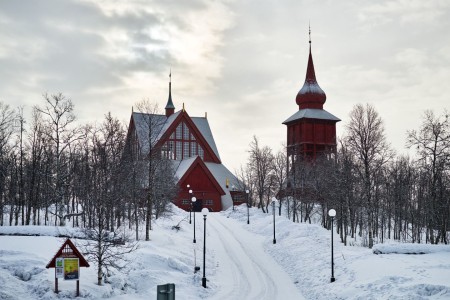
[206,213,305,300]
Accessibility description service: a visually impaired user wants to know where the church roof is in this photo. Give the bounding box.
[283,108,340,124]
[132,111,173,153]
[191,116,220,161]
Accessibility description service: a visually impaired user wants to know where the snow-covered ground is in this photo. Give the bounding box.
[1,204,449,299]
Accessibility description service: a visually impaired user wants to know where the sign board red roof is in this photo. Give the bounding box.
[46,238,90,268]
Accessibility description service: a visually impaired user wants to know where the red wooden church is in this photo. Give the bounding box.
[125,76,239,212]
[283,31,340,173]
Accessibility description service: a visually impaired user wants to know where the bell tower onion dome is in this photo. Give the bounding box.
[295,30,326,110]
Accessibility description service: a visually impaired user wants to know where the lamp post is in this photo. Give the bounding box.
[272,197,277,244]
[232,185,236,211]
[201,208,209,288]
[192,197,197,243]
[246,190,250,224]
[188,187,193,224]
[328,208,336,283]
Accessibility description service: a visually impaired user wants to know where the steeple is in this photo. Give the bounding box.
[295,27,326,110]
[165,70,175,117]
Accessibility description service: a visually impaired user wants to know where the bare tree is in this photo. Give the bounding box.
[80,209,138,285]
[135,100,163,241]
[0,101,15,226]
[272,148,287,216]
[345,103,392,248]
[37,93,80,226]
[407,110,450,244]
[131,99,177,241]
[247,136,274,213]
[25,107,46,225]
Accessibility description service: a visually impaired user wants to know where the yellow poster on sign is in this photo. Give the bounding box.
[64,258,79,280]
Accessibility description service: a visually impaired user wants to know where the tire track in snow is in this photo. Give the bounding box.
[207,213,305,300]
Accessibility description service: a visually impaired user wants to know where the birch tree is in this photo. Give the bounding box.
[37,93,79,226]
[345,103,392,248]
[407,110,450,244]
[247,136,274,213]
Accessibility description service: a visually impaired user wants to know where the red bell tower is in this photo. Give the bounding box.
[283,29,340,171]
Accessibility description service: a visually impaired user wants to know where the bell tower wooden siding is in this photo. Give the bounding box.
[286,119,337,159]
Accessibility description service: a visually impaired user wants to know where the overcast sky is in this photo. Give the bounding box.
[1,0,449,171]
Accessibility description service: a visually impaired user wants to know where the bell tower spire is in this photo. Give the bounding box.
[295,27,326,110]
[165,69,175,117]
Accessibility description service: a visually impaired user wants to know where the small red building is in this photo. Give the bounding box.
[283,33,340,173]
[124,76,238,212]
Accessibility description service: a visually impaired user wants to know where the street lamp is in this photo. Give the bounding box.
[192,196,197,243]
[201,208,209,288]
[188,187,193,224]
[246,190,250,224]
[328,208,336,283]
[272,197,278,244]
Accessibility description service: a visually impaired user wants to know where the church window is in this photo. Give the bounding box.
[176,123,182,139]
[164,121,207,161]
[168,141,174,159]
[176,141,182,160]
[183,123,190,140]
[191,143,197,156]
[183,142,189,157]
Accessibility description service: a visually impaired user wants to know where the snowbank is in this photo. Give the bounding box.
[373,243,450,254]
[0,225,85,238]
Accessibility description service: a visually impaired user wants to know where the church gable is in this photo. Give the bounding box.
[156,111,221,163]
[180,157,225,195]
[175,156,225,212]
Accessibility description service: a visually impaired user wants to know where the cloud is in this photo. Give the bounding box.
[1,0,450,172]
[358,0,450,26]
[0,0,236,123]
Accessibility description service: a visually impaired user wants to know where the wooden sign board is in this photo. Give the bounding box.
[46,239,89,297]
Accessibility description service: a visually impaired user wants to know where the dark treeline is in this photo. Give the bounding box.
[239,104,450,246]
[0,94,174,242]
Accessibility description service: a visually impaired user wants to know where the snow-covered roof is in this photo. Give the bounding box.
[192,117,220,161]
[283,108,340,124]
[205,162,239,210]
[298,81,326,95]
[172,157,197,180]
[154,111,180,142]
[132,112,169,154]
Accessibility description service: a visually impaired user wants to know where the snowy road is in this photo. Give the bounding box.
[206,213,305,300]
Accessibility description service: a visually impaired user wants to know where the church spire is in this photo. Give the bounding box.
[165,70,175,117]
[295,27,326,110]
